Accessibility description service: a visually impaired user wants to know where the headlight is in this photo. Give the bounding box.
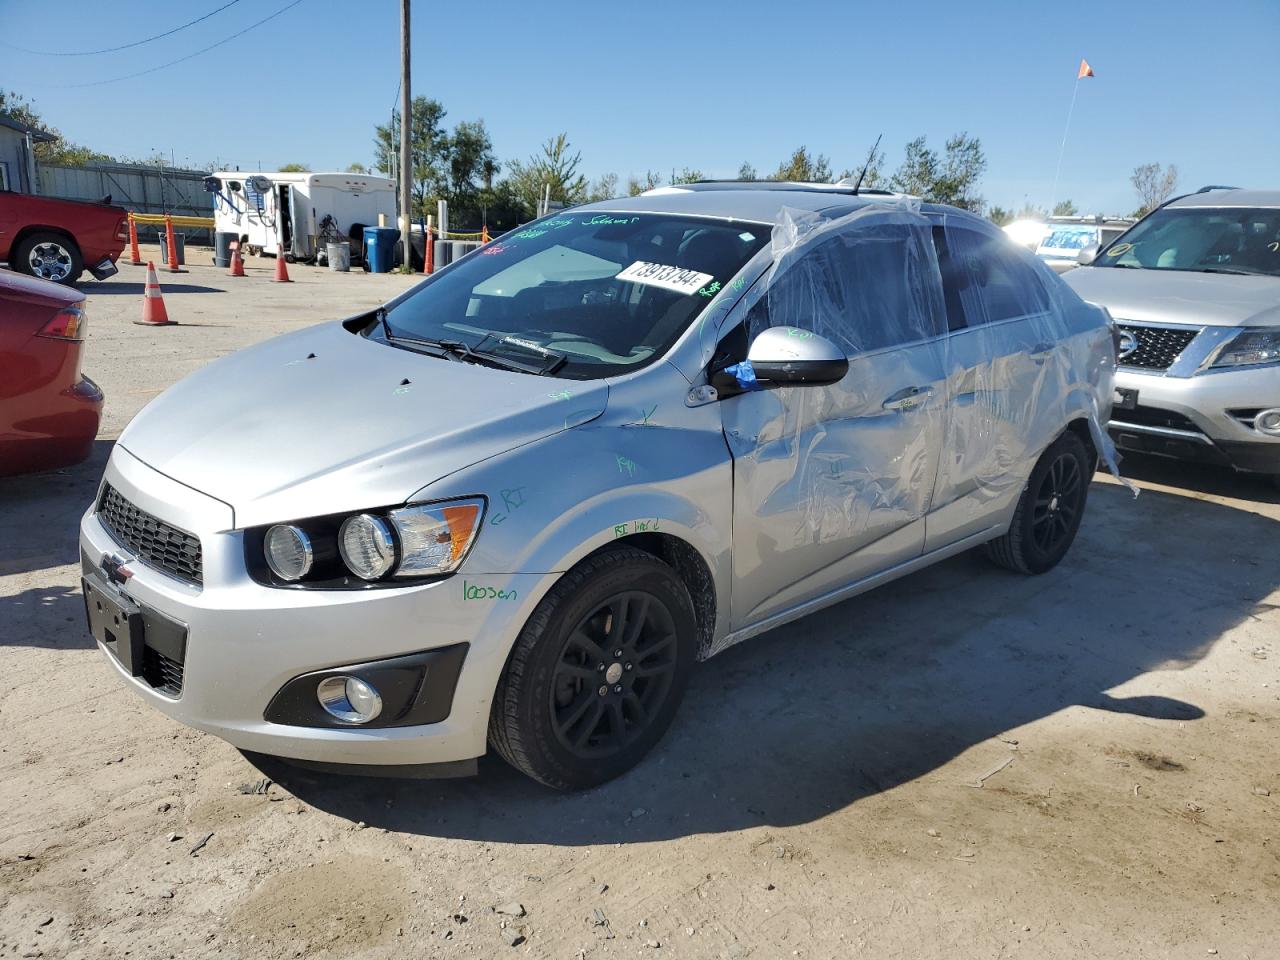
[339,513,397,580]
[390,498,484,577]
[1211,328,1280,368]
[254,497,486,586]
[264,524,313,581]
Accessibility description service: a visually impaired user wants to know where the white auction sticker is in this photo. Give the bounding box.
[616,260,713,295]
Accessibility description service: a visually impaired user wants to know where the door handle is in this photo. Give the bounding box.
[1029,342,1055,363]
[882,385,933,412]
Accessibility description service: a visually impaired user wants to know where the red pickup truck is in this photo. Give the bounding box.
[0,191,128,286]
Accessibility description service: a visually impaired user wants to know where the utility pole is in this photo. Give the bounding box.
[398,0,412,271]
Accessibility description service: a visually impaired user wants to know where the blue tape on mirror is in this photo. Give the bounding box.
[725,360,761,391]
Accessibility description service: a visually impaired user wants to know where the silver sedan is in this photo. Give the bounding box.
[80,182,1117,789]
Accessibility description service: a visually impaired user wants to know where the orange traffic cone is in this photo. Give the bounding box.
[127,215,143,265]
[229,242,245,277]
[272,251,292,283]
[135,262,175,326]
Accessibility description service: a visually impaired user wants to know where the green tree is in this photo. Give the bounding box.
[987,205,1014,226]
[1052,199,1078,216]
[1131,162,1178,217]
[587,172,619,202]
[503,133,588,217]
[278,162,310,172]
[443,119,498,226]
[1017,202,1047,220]
[737,161,757,181]
[627,170,662,196]
[890,137,938,196]
[891,133,986,209]
[345,162,370,174]
[771,146,832,183]
[374,96,449,217]
[671,167,705,185]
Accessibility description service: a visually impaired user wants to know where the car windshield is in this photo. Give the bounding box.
[373,212,770,378]
[1037,225,1096,254]
[1095,206,1280,277]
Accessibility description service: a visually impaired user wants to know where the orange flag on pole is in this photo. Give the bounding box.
[1078,58,1095,79]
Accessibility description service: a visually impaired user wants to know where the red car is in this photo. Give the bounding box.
[0,191,128,286]
[0,269,103,476]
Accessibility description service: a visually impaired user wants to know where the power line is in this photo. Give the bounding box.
[50,0,306,88]
[3,1,244,56]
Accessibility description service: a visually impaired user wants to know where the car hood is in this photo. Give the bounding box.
[1064,266,1280,327]
[119,322,608,529]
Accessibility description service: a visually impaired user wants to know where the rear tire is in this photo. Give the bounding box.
[14,232,83,285]
[985,431,1091,575]
[489,547,696,790]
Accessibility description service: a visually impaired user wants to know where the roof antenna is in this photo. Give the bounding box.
[851,134,883,195]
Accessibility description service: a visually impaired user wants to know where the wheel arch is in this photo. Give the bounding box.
[582,532,718,660]
[1066,416,1100,470]
[12,224,80,256]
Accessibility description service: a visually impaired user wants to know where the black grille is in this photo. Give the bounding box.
[1111,404,1202,433]
[1116,323,1200,371]
[142,646,184,697]
[98,484,203,585]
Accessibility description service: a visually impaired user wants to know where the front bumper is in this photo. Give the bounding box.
[79,447,552,767]
[1109,364,1280,474]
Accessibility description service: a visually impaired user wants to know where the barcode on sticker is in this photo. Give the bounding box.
[616,261,713,295]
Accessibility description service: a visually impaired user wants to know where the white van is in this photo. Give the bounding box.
[206,171,396,262]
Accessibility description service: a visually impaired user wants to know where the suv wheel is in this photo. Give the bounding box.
[16,232,83,285]
[985,431,1091,575]
[489,547,696,790]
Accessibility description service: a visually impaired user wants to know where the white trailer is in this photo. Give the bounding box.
[206,171,397,262]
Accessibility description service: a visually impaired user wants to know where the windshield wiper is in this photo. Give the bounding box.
[492,335,569,374]
[384,331,556,376]
[1197,267,1268,276]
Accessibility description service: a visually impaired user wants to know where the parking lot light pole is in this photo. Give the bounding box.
[399,0,413,272]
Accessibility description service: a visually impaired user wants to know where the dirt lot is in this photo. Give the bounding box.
[1,248,1277,959]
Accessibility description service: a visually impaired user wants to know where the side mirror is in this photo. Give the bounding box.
[1078,243,1100,264]
[712,326,848,395]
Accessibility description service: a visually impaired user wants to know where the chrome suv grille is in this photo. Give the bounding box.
[1115,322,1200,371]
[98,484,203,585]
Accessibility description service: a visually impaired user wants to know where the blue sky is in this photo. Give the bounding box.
[3,0,1277,215]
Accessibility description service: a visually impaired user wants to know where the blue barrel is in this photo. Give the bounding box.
[363,227,400,273]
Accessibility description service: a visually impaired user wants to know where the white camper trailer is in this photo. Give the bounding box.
[206,171,397,262]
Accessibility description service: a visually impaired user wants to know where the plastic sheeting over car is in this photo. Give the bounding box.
[706,200,1128,658]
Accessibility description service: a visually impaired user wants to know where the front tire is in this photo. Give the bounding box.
[489,547,696,790]
[985,431,1091,575]
[15,232,83,285]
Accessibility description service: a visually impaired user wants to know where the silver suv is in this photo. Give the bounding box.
[80,182,1116,789]
[1065,188,1280,484]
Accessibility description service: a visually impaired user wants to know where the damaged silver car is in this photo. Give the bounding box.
[80,182,1119,789]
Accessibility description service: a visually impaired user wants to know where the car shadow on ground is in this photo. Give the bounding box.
[0,439,111,650]
[79,281,224,296]
[253,478,1278,844]
[1115,451,1280,504]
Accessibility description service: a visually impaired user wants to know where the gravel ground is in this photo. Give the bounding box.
[1,249,1277,959]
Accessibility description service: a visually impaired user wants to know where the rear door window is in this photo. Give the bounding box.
[938,227,1050,327]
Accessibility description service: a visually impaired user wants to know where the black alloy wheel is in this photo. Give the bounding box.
[985,430,1092,575]
[1030,450,1083,554]
[489,546,696,790]
[550,591,680,759]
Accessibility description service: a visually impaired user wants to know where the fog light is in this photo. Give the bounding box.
[316,675,383,724]
[1256,408,1280,437]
